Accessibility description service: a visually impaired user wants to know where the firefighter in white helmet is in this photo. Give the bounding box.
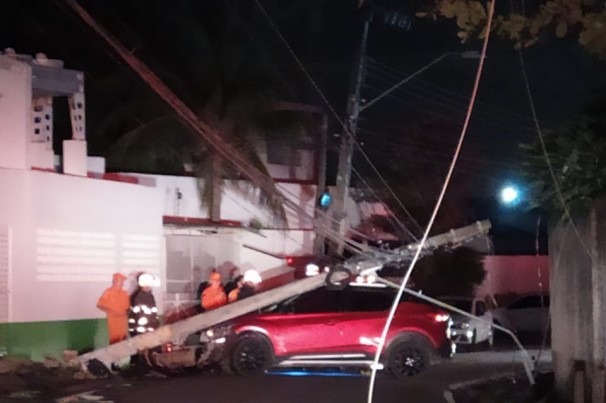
[128,273,160,337]
[228,269,261,302]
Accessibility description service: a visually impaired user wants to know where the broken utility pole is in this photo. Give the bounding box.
[77,220,490,370]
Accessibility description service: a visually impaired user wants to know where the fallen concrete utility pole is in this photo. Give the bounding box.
[77,220,490,371]
[78,274,326,370]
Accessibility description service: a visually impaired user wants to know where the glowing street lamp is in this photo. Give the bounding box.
[500,185,520,205]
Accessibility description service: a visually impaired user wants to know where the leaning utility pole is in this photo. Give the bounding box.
[331,4,372,256]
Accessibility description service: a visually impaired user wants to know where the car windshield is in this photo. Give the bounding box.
[441,299,472,313]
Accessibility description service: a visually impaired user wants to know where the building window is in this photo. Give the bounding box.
[266,142,301,166]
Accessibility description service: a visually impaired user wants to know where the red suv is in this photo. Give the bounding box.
[214,285,454,378]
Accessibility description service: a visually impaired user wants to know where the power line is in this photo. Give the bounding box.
[368,56,552,129]
[364,70,541,136]
[367,2,496,401]
[515,2,590,256]
[253,0,421,240]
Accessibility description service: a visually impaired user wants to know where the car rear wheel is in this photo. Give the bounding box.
[230,334,273,376]
[387,342,429,378]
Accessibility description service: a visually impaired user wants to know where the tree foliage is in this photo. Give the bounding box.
[520,117,606,216]
[418,0,606,59]
[410,246,486,297]
[88,1,314,225]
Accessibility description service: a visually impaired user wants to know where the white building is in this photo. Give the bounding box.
[0,50,388,360]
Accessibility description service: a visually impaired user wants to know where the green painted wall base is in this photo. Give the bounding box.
[0,318,107,361]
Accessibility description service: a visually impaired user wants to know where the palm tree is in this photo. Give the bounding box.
[92,1,312,225]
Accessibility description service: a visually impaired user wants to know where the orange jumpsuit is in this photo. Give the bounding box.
[97,287,130,344]
[201,286,227,310]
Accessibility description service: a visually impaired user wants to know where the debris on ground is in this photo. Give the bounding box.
[0,356,104,400]
[450,372,555,403]
[5,390,42,399]
[0,357,33,374]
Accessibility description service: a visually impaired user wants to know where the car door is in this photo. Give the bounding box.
[269,288,346,355]
[332,288,394,353]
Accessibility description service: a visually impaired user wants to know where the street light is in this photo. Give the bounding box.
[500,185,520,205]
[359,51,481,113]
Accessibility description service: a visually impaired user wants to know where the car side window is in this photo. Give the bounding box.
[291,289,343,313]
[348,290,394,312]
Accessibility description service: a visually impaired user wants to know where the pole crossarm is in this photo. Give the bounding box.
[343,220,492,274]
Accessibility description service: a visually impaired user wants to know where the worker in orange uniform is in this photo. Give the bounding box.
[97,273,130,344]
[201,271,227,311]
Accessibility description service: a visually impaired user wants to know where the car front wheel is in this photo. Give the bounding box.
[387,342,429,378]
[230,334,273,376]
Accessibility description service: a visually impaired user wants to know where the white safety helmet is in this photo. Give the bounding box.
[138,273,161,288]
[243,269,262,284]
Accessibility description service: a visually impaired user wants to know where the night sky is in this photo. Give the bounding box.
[2,0,605,251]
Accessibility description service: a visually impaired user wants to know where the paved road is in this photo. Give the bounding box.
[56,349,552,403]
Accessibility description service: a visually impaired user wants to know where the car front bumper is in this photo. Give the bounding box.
[450,327,475,344]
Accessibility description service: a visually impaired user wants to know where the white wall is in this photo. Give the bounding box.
[0,169,165,323]
[0,56,30,170]
[475,255,550,298]
[132,174,318,229]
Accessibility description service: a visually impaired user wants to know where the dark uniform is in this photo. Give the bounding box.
[128,288,160,337]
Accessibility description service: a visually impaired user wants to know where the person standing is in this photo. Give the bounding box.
[201,271,227,310]
[228,270,260,302]
[128,273,160,337]
[227,275,244,302]
[97,273,130,345]
[223,267,240,296]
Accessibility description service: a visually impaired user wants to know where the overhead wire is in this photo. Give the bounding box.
[366,1,496,401]
[59,0,374,258]
[58,0,376,257]
[514,1,590,256]
[11,0,147,130]
[364,69,540,137]
[253,0,421,240]
[350,165,420,241]
[357,132,521,168]
[368,56,552,128]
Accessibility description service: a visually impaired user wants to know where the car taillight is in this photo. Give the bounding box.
[163,343,174,353]
[434,313,450,322]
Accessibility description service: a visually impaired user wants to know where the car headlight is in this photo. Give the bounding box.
[202,324,234,342]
